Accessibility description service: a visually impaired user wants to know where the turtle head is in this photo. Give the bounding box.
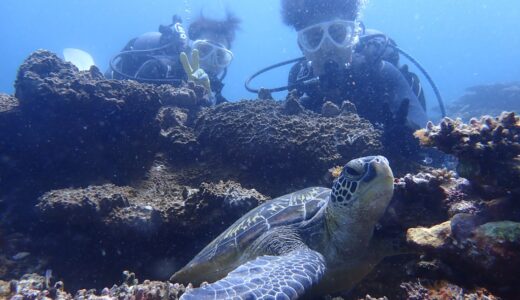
[330,156,394,222]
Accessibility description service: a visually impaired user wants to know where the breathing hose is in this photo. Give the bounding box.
[244,34,446,117]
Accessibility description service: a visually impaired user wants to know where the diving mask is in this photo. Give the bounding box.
[191,39,234,70]
[298,20,360,53]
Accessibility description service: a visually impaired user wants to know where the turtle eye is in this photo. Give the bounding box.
[344,166,361,177]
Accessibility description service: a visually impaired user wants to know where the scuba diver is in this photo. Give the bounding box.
[281,0,428,129]
[278,0,430,156]
[106,13,240,104]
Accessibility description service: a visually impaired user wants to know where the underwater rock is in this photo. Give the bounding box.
[406,217,520,294]
[35,181,165,238]
[468,221,520,272]
[406,221,453,251]
[195,99,382,183]
[185,180,267,210]
[3,50,166,191]
[178,180,269,239]
[406,221,451,250]
[28,162,268,291]
[0,50,216,204]
[35,168,267,240]
[182,180,268,226]
[382,169,460,229]
[415,112,520,192]
[36,184,135,226]
[449,82,520,121]
[156,106,199,157]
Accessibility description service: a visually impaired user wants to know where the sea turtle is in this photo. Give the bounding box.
[171,156,395,299]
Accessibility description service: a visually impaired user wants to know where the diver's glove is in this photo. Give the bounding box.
[382,98,420,157]
[180,49,212,92]
[384,98,409,129]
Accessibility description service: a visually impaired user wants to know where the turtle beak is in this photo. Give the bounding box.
[373,156,393,181]
[358,156,394,217]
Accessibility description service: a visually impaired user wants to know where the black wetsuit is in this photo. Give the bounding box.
[288,49,429,157]
[288,53,428,129]
[105,29,188,85]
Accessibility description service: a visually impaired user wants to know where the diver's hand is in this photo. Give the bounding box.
[180,49,211,92]
[381,98,409,128]
[382,98,420,156]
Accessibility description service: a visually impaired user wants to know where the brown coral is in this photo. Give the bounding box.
[415,112,520,192]
[415,113,520,159]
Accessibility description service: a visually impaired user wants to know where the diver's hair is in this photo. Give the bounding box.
[188,12,241,48]
[282,0,367,30]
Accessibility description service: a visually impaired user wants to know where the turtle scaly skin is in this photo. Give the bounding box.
[171,156,394,299]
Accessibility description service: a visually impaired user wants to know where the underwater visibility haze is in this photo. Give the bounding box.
[0,0,520,299]
[1,0,520,109]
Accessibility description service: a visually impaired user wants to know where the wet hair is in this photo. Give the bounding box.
[281,0,367,30]
[188,12,241,48]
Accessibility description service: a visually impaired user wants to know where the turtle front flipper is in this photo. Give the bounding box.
[180,248,326,300]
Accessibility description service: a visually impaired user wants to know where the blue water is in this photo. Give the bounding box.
[1,0,519,115]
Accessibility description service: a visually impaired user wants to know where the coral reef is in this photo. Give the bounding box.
[1,50,384,202]
[195,99,382,183]
[348,160,520,299]
[10,50,162,187]
[401,280,500,300]
[5,272,187,300]
[380,169,464,229]
[403,202,520,297]
[449,82,520,121]
[404,111,520,296]
[2,49,520,299]
[156,106,199,157]
[0,50,387,294]
[415,112,520,193]
[36,174,267,240]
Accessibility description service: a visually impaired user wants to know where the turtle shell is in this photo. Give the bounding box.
[176,187,330,281]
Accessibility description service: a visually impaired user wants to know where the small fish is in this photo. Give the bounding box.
[11,252,30,260]
[422,156,433,165]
